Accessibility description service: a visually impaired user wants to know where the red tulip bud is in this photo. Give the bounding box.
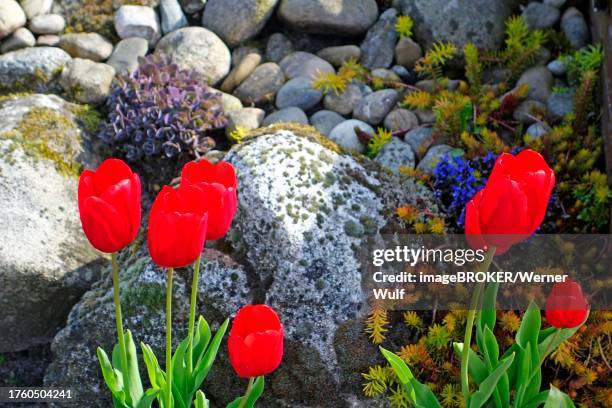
[147,185,208,268]
[465,150,555,254]
[228,305,284,378]
[545,278,589,329]
[78,158,141,253]
[180,160,238,241]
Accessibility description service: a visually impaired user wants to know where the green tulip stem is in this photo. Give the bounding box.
[187,254,202,374]
[238,377,255,408]
[166,268,174,408]
[460,247,496,406]
[111,253,130,391]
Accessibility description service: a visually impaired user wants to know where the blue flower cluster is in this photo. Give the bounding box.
[432,151,497,226]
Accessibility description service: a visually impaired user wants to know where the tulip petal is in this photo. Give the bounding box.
[80,196,125,253]
[91,158,134,196]
[230,304,282,338]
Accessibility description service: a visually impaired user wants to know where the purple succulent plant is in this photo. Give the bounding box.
[99,55,227,160]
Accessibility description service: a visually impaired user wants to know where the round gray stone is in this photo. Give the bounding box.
[155,27,231,85]
[546,91,574,122]
[59,58,116,105]
[59,32,114,62]
[374,137,415,173]
[202,0,279,47]
[277,0,379,36]
[276,76,323,110]
[516,66,553,103]
[353,89,400,125]
[522,2,560,30]
[417,144,454,173]
[160,0,188,34]
[107,37,149,75]
[317,45,361,68]
[0,28,35,53]
[114,5,161,46]
[0,0,26,40]
[328,119,373,153]
[233,62,285,104]
[262,107,308,126]
[404,126,434,159]
[525,122,551,141]
[561,7,589,49]
[323,83,363,116]
[513,100,546,125]
[265,32,293,63]
[384,108,419,132]
[310,110,345,136]
[226,107,265,138]
[20,0,52,19]
[279,51,334,81]
[28,14,66,35]
[395,36,422,68]
[360,8,397,69]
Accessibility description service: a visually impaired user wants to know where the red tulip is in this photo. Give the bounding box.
[465,150,555,254]
[228,305,284,378]
[180,160,237,241]
[545,278,589,328]
[147,185,209,268]
[78,158,141,253]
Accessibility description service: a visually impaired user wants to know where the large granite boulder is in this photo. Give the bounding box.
[44,249,251,407]
[43,124,439,407]
[221,124,438,406]
[0,94,104,352]
[399,0,518,53]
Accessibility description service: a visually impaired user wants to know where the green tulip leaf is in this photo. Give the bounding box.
[226,377,265,408]
[453,343,487,383]
[192,318,229,394]
[194,390,209,408]
[141,343,165,390]
[468,353,515,408]
[125,330,144,405]
[543,385,575,408]
[522,390,550,408]
[478,282,499,331]
[537,327,579,358]
[136,389,159,408]
[380,347,441,408]
[193,316,212,365]
[171,338,190,398]
[96,347,127,407]
[516,301,541,350]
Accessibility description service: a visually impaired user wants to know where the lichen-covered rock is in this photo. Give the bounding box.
[0,47,70,93]
[222,124,438,406]
[277,0,378,36]
[0,94,104,353]
[44,250,252,407]
[399,0,518,54]
[155,27,231,85]
[202,0,279,48]
[374,137,415,173]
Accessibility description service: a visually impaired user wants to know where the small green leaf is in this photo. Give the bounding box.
[537,327,578,358]
[193,316,212,365]
[522,390,550,408]
[226,377,265,408]
[543,385,575,408]
[380,347,441,408]
[469,353,515,408]
[453,342,487,383]
[194,390,209,408]
[97,347,122,394]
[141,343,165,390]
